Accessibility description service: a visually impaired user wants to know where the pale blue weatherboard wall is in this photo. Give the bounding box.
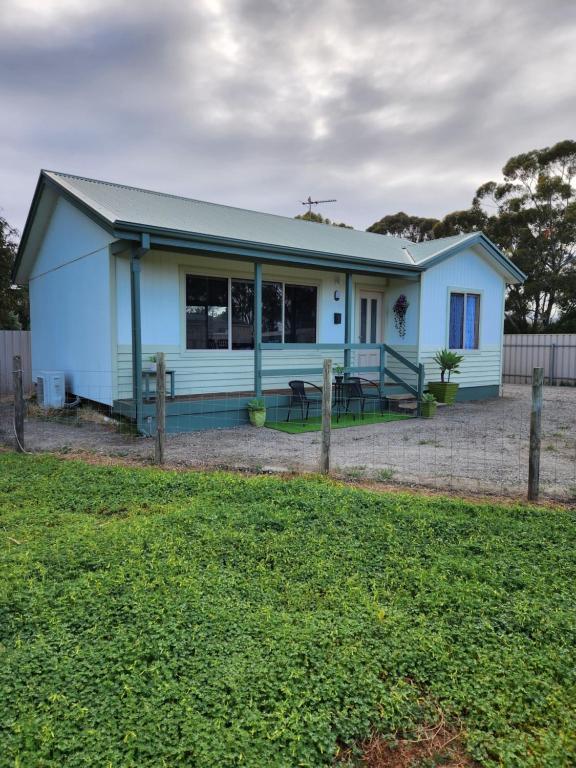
[418,245,506,389]
[114,250,392,398]
[29,197,115,403]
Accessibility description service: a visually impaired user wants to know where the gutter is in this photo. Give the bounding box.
[112,221,424,276]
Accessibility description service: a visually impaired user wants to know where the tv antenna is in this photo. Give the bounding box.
[301,196,337,214]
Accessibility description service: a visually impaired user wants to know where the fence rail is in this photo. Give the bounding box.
[0,331,32,396]
[257,342,424,402]
[503,333,576,385]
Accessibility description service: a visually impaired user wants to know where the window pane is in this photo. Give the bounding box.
[449,293,464,349]
[186,275,228,349]
[465,294,480,349]
[231,280,254,349]
[262,282,283,343]
[360,298,367,343]
[370,299,377,343]
[284,285,317,343]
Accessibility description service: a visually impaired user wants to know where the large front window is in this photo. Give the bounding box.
[185,275,317,349]
[449,292,480,349]
[186,276,229,349]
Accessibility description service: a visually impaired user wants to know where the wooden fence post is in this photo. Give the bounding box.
[155,352,166,465]
[13,355,25,453]
[528,366,543,501]
[320,359,332,474]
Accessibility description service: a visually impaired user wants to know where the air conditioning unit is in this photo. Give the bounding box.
[36,371,65,408]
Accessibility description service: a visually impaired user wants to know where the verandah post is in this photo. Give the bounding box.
[254,261,262,397]
[379,344,386,392]
[130,236,149,434]
[344,272,353,377]
[320,358,332,474]
[528,366,544,501]
[155,352,166,465]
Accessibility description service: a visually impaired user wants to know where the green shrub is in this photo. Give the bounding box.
[432,349,464,382]
[246,397,266,412]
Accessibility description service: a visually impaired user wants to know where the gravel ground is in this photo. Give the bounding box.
[1,384,575,500]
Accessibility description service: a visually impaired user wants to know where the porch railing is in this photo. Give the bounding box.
[256,342,425,411]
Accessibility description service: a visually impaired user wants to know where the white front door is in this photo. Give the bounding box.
[356,290,383,373]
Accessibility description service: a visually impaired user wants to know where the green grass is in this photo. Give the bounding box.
[1,454,575,767]
[266,411,411,433]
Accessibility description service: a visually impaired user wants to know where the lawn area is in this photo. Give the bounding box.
[1,454,575,767]
[265,411,411,433]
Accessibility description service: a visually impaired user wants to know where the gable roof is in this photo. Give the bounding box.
[14,170,526,283]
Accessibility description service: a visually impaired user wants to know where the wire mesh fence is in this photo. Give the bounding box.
[1,368,575,502]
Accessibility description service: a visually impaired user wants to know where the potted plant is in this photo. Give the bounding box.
[392,294,409,338]
[247,397,266,427]
[427,349,464,404]
[147,354,157,372]
[334,364,345,384]
[419,392,437,418]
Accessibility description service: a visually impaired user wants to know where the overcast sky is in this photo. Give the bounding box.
[2,0,576,234]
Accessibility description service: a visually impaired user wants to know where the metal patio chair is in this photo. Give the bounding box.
[287,380,323,422]
[345,377,380,417]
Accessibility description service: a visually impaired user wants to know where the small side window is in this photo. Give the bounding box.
[449,292,480,349]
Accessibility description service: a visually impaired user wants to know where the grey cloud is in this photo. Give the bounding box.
[1,0,575,234]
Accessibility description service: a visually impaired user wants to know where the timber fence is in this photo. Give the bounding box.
[0,331,32,396]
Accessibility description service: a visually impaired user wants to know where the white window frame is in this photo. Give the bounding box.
[182,272,319,351]
[447,288,482,351]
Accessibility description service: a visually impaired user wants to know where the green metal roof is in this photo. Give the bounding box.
[44,170,417,266]
[14,170,526,284]
[407,233,473,262]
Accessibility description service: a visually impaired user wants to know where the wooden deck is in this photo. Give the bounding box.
[113,384,409,433]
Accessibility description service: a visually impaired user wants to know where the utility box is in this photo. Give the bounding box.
[36,371,65,408]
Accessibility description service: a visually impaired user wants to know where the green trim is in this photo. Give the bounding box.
[254,262,262,397]
[130,248,143,433]
[261,342,382,350]
[263,365,381,377]
[12,174,46,282]
[421,233,526,284]
[14,171,116,283]
[344,273,353,372]
[454,384,500,402]
[115,229,422,278]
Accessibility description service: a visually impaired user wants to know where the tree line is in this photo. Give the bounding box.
[301,140,576,333]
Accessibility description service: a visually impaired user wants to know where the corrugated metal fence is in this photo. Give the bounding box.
[0,331,32,396]
[503,333,576,385]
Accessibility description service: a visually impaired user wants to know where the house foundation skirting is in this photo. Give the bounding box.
[113,386,408,433]
[455,385,500,401]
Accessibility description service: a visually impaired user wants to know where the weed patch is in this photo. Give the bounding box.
[1,454,575,767]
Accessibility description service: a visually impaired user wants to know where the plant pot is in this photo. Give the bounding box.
[427,382,459,404]
[419,401,437,418]
[248,409,266,427]
[335,375,344,384]
[146,364,157,373]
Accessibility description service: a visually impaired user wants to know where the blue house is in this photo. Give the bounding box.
[14,170,525,431]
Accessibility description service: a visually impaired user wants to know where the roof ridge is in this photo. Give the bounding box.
[409,232,472,248]
[44,169,404,242]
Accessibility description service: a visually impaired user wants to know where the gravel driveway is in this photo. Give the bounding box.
[1,384,575,500]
